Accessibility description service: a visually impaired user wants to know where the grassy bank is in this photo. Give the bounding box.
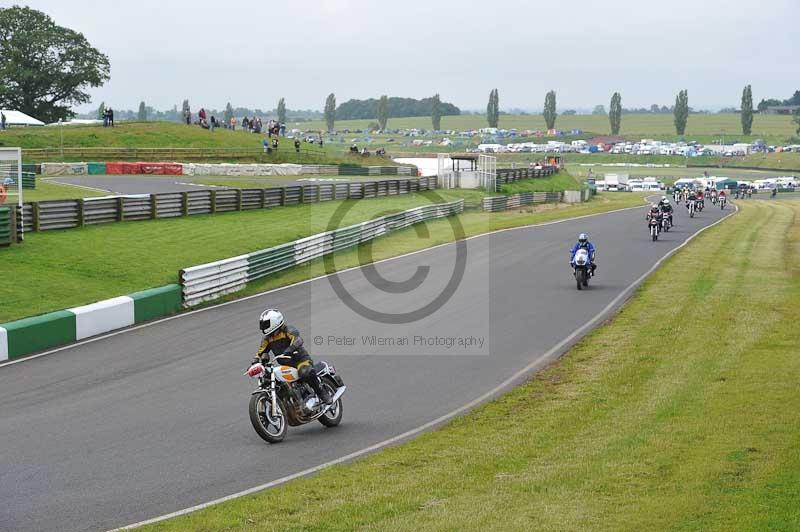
[23,180,107,201]
[143,200,800,532]
[0,190,643,323]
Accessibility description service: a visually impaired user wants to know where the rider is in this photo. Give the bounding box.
[696,188,705,209]
[659,196,674,223]
[686,189,698,210]
[647,203,663,226]
[570,233,597,275]
[252,309,333,404]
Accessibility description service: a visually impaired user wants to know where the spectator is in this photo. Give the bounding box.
[2,111,7,130]
[242,116,249,131]
[318,137,324,147]
[230,116,237,131]
[263,138,271,154]
[294,138,301,153]
[184,108,191,125]
[210,116,216,132]
[108,107,114,127]
[102,107,108,127]
[272,137,278,150]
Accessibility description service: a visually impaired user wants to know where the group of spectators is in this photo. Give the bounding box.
[242,116,263,133]
[102,107,115,127]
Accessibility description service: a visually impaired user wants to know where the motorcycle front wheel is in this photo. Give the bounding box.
[249,393,288,443]
[575,268,586,290]
[318,379,343,428]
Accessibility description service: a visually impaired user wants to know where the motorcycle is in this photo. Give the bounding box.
[649,216,661,241]
[720,197,727,210]
[246,354,346,443]
[572,248,592,290]
[688,200,696,218]
[661,212,672,232]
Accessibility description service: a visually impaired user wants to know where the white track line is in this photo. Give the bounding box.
[109,203,739,530]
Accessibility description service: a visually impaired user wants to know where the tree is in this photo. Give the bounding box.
[592,105,606,115]
[673,89,689,135]
[741,85,753,135]
[277,97,286,124]
[0,6,110,123]
[223,102,234,123]
[431,93,442,131]
[486,89,499,128]
[97,101,105,120]
[609,92,622,135]
[376,95,389,131]
[794,108,800,136]
[543,90,557,129]
[137,101,147,121]
[324,93,336,132]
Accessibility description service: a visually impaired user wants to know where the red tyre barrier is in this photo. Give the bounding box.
[162,163,183,175]
[121,162,142,174]
[138,162,166,174]
[105,162,125,175]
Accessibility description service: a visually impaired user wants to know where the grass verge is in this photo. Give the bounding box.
[0,191,644,323]
[22,179,107,201]
[142,200,800,532]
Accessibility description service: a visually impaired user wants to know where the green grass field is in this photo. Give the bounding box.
[141,199,800,532]
[300,113,798,143]
[21,179,107,201]
[0,186,638,324]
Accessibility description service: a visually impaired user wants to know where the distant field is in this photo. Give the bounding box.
[300,113,798,143]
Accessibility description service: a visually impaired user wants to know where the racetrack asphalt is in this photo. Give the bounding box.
[0,200,730,531]
[48,175,412,195]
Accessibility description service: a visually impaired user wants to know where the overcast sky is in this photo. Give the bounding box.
[7,0,798,112]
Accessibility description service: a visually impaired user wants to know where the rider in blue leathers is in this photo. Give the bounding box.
[570,233,597,275]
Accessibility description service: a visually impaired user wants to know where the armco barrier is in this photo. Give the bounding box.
[0,284,182,361]
[482,191,564,212]
[181,199,465,306]
[18,176,437,234]
[495,166,557,185]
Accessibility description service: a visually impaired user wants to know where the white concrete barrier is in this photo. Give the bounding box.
[0,326,8,362]
[70,296,135,340]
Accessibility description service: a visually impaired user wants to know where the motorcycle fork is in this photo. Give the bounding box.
[270,372,278,417]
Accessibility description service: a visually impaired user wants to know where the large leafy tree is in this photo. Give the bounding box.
[376,95,389,131]
[0,6,110,123]
[431,93,442,131]
[543,90,557,129]
[673,89,689,135]
[277,97,286,123]
[609,92,622,134]
[324,93,336,132]
[741,85,753,135]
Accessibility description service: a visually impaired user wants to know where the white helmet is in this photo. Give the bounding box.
[259,309,284,335]
[578,233,588,244]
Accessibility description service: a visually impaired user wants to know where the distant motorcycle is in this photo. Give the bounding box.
[246,354,346,443]
[572,248,592,290]
[649,216,661,241]
[661,212,672,232]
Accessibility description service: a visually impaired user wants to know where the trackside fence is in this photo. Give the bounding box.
[17,176,437,233]
[180,199,465,306]
[495,166,557,185]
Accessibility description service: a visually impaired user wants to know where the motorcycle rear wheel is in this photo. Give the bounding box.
[249,393,287,443]
[318,379,343,428]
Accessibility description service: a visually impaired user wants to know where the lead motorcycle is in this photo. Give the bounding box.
[572,247,592,290]
[246,354,346,443]
[649,216,661,241]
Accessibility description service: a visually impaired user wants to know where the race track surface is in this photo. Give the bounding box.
[0,200,729,531]
[48,175,411,195]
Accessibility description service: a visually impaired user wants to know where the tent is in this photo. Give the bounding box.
[0,109,45,127]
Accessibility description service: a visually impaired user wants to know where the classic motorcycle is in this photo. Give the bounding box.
[246,354,346,443]
[649,216,661,241]
[661,212,672,232]
[572,247,592,290]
